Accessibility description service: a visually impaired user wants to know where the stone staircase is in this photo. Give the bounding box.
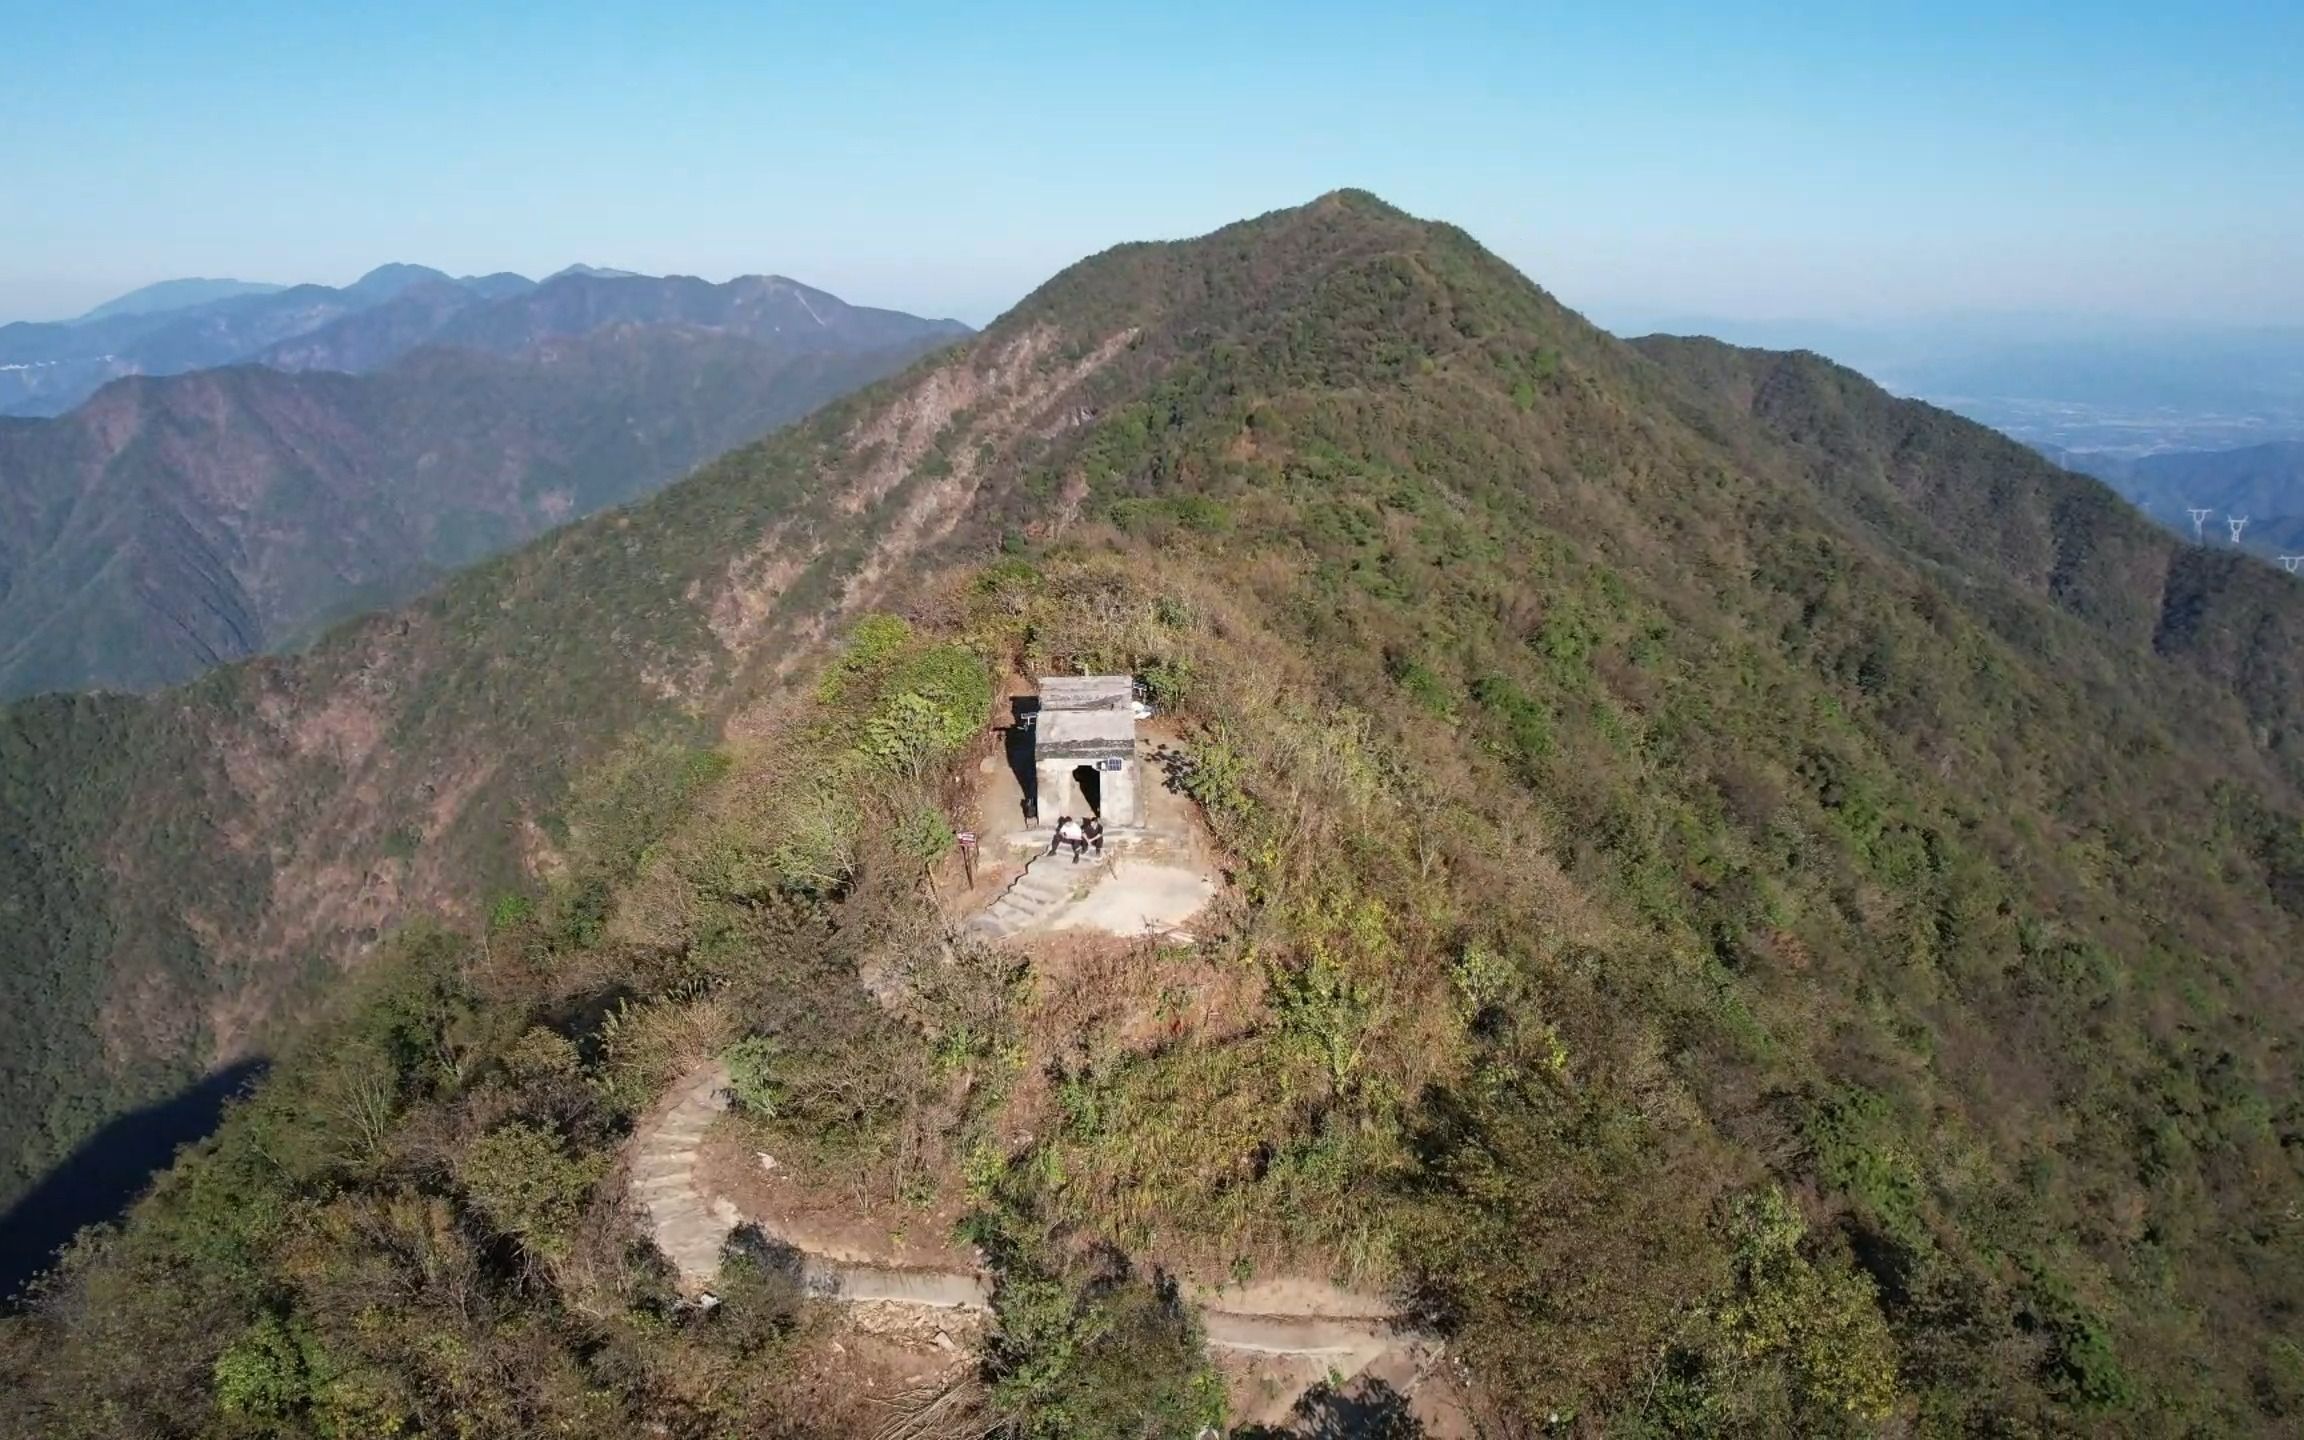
[631,1064,741,1287]
[964,849,1096,938]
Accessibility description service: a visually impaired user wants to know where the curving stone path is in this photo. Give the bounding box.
[630,1066,743,1282]
[627,1063,1420,1367]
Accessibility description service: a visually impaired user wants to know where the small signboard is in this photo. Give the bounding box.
[1098,757,1125,771]
[956,831,977,847]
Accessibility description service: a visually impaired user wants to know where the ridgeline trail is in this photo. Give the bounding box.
[628,1062,1424,1367]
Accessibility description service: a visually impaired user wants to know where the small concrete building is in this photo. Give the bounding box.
[1031,675,1141,828]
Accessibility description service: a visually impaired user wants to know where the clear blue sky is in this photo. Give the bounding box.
[2,1,2298,328]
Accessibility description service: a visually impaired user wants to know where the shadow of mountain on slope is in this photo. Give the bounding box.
[0,1058,268,1308]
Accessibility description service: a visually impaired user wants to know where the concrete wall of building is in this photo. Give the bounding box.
[1033,759,1071,822]
[1104,761,1141,827]
[1035,756,1141,826]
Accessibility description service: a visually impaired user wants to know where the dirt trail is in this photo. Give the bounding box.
[626,1062,1422,1368]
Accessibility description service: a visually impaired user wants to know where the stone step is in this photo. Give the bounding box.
[1200,1311,1399,1359]
[808,1263,993,1310]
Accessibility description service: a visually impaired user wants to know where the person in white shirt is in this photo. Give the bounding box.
[1054,815,1087,862]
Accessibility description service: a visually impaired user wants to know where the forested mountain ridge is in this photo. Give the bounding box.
[2045,440,2304,559]
[1634,338,2304,765]
[0,300,969,698]
[4,192,2302,1435]
[0,311,1092,1252]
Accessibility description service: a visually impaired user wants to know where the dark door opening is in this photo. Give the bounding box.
[1071,763,1103,818]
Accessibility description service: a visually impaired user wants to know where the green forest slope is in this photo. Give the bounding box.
[0,324,959,699]
[3,192,2302,1436]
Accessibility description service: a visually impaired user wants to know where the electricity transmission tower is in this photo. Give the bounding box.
[2227,515,2250,545]
[2188,507,2213,543]
[2282,556,2304,574]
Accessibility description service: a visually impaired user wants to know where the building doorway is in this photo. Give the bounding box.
[1071,763,1103,819]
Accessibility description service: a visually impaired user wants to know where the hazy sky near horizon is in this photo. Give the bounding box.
[2,1,2298,329]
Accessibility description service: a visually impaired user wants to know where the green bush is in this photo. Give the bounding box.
[724,1035,785,1119]
[213,1312,337,1422]
[1718,1188,1900,1423]
[455,1121,606,1256]
[973,1219,1225,1440]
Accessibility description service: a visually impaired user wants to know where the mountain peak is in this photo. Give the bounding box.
[547,263,642,281]
[346,262,454,300]
[1307,185,1412,218]
[991,184,1568,360]
[457,271,538,300]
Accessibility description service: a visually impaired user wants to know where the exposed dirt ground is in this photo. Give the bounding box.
[772,1302,985,1435]
[1210,1332,1481,1437]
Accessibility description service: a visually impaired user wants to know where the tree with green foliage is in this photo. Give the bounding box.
[454,1121,606,1259]
[973,1227,1224,1440]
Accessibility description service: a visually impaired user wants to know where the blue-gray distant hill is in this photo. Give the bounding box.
[71,277,285,325]
[258,270,963,377]
[2042,440,2304,556]
[1,265,480,415]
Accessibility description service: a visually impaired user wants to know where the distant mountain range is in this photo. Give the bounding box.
[72,277,285,325]
[257,269,955,377]
[2041,440,2304,557]
[1,264,966,417]
[0,269,969,697]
